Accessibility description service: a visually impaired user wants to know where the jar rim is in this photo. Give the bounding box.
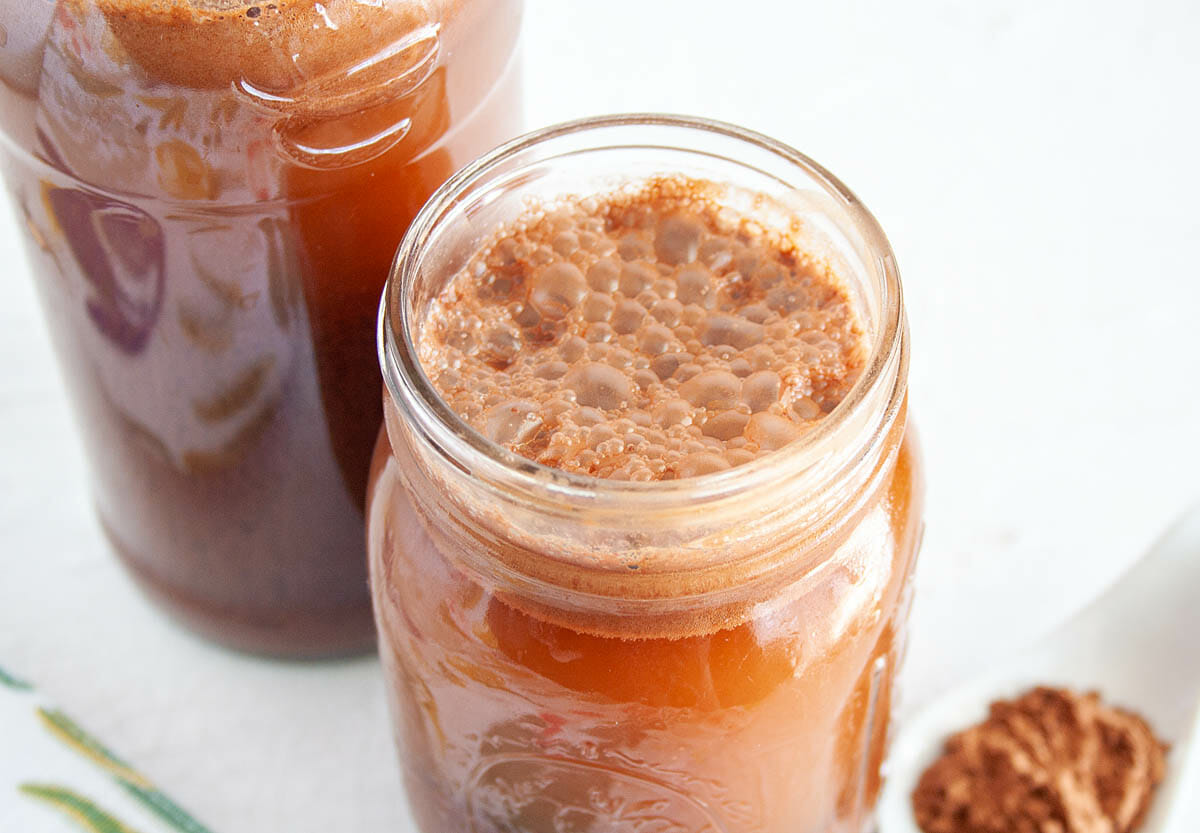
[379,113,906,511]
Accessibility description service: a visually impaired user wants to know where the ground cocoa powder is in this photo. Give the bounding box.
[913,687,1168,833]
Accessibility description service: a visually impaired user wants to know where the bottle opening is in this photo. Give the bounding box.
[381,113,906,509]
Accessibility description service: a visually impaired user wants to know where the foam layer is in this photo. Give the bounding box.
[418,177,866,481]
[95,0,446,91]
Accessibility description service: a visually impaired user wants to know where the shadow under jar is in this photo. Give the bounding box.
[370,115,924,832]
[0,0,523,656]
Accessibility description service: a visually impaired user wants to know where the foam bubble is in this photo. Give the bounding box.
[741,371,781,413]
[701,314,764,350]
[654,213,705,265]
[563,363,635,410]
[679,370,741,409]
[484,400,542,445]
[676,264,714,308]
[530,262,587,319]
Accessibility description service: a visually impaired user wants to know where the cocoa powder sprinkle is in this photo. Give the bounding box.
[912,687,1168,833]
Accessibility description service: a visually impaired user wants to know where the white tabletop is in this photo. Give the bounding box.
[2,1,1198,830]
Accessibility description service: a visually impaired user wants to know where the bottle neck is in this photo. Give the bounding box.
[377,115,909,638]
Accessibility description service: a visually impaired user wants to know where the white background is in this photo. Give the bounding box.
[2,0,1198,830]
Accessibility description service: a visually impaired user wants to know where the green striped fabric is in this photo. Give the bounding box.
[1,664,216,833]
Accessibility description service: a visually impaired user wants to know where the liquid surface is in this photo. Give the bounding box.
[418,178,866,480]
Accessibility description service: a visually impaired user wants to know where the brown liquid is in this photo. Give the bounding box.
[370,179,924,831]
[0,0,522,656]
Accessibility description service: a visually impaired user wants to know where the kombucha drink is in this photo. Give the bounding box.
[369,117,924,832]
[0,0,523,655]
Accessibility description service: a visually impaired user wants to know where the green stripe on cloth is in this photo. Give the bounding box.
[0,665,33,691]
[36,708,216,833]
[19,783,147,833]
[38,709,149,787]
[115,777,216,833]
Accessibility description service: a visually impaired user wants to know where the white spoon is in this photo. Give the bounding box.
[879,504,1200,833]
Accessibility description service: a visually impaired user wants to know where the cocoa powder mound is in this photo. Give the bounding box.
[912,687,1168,833]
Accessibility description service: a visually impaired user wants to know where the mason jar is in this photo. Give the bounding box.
[0,0,523,656]
[370,114,923,832]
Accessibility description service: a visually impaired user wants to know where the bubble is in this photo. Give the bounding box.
[559,335,587,363]
[638,324,674,356]
[676,263,714,308]
[482,324,522,365]
[745,412,800,451]
[611,417,638,434]
[680,304,708,327]
[582,292,615,323]
[587,258,620,292]
[656,398,693,427]
[530,261,587,319]
[734,246,765,277]
[650,298,683,326]
[533,361,568,380]
[766,319,798,341]
[676,452,731,478]
[635,290,660,309]
[674,363,704,384]
[654,213,705,265]
[679,370,741,409]
[742,303,773,324]
[618,231,653,261]
[619,261,657,297]
[726,449,756,467]
[510,302,541,328]
[712,344,738,363]
[552,231,579,256]
[698,237,733,271]
[702,411,750,441]
[445,327,476,353]
[741,371,781,412]
[651,352,688,380]
[587,425,618,449]
[563,363,635,410]
[483,400,542,446]
[612,299,646,334]
[753,261,789,290]
[766,285,809,314]
[585,322,615,343]
[606,347,635,368]
[701,314,764,350]
[651,279,677,299]
[575,406,606,426]
[791,396,821,420]
[745,344,775,371]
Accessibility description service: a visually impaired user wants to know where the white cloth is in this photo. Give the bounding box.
[0,667,215,833]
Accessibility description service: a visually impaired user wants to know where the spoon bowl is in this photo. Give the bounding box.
[879,505,1200,833]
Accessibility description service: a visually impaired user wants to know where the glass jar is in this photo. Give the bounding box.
[0,0,523,656]
[370,115,923,832]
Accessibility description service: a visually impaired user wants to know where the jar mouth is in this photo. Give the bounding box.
[379,113,905,510]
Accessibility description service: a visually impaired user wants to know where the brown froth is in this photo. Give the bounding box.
[417,176,868,482]
[97,0,448,91]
